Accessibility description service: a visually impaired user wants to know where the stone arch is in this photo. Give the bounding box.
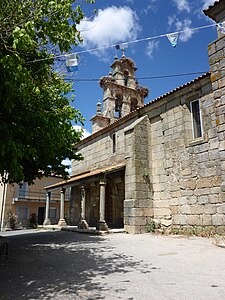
[130,97,138,112]
[114,93,123,118]
[124,69,129,87]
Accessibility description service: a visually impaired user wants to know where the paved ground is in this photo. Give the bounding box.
[0,230,225,300]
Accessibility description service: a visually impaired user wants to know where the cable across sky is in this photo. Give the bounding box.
[29,22,218,64]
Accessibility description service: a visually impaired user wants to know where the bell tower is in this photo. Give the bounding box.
[91,53,149,133]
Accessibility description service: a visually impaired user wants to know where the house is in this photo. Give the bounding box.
[45,0,225,234]
[0,175,70,229]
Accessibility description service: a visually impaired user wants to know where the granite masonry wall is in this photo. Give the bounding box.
[71,36,225,234]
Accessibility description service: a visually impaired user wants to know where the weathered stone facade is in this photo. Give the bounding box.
[45,0,225,234]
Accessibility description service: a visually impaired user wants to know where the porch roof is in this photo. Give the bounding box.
[45,163,126,192]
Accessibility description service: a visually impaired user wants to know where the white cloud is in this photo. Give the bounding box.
[168,16,194,42]
[202,0,216,9]
[78,6,141,57]
[73,125,91,139]
[142,0,158,14]
[62,158,72,174]
[146,40,159,59]
[176,19,193,42]
[172,0,190,12]
[168,15,177,28]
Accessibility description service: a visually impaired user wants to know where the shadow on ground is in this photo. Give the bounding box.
[0,231,149,299]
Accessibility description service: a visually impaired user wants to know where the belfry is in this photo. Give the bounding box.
[91,53,149,133]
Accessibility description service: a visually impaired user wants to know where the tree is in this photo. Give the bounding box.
[0,0,94,183]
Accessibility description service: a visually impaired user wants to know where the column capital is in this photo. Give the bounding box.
[99,177,106,185]
[60,187,65,194]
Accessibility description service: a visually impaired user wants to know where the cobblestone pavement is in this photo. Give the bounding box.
[0,230,225,300]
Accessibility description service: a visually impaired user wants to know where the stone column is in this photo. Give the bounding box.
[58,188,67,227]
[43,192,51,225]
[78,186,89,229]
[97,178,108,231]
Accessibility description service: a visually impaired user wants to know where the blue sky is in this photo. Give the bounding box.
[67,0,217,135]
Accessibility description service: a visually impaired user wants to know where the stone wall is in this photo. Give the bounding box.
[124,116,153,234]
[72,118,134,175]
[143,67,225,233]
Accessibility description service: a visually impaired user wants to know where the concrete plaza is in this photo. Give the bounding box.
[0,230,225,300]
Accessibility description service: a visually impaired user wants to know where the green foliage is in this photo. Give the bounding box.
[0,0,94,183]
[146,219,159,233]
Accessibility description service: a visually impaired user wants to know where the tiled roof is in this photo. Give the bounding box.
[78,72,211,146]
[45,163,125,190]
[203,0,220,12]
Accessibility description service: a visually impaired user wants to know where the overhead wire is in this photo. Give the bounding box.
[27,22,218,64]
[64,71,209,82]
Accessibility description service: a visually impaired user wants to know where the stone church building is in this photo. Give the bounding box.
[45,0,225,234]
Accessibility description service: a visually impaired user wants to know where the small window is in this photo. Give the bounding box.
[112,133,116,153]
[18,182,28,199]
[190,100,202,139]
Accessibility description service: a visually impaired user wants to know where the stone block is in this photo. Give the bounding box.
[124,225,141,234]
[172,215,188,225]
[202,214,212,226]
[209,137,219,150]
[136,199,153,208]
[198,195,209,204]
[190,205,204,215]
[208,43,216,56]
[169,198,179,205]
[204,204,217,215]
[194,188,210,196]
[181,190,194,197]
[170,205,179,214]
[216,203,225,214]
[179,197,188,205]
[212,214,224,226]
[133,217,147,226]
[196,178,213,189]
[209,194,222,204]
[124,199,135,208]
[211,187,221,194]
[187,196,197,205]
[154,208,171,217]
[154,200,169,208]
[124,207,133,217]
[187,215,202,226]
[185,180,196,190]
[161,219,172,227]
[180,205,191,214]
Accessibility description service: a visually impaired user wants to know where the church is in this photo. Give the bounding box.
[45,0,225,234]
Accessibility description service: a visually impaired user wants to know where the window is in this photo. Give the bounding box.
[112,133,116,153]
[17,206,29,221]
[190,100,203,139]
[18,182,28,199]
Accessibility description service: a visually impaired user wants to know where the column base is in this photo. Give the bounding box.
[57,219,67,227]
[96,220,109,232]
[78,219,89,230]
[43,218,51,226]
